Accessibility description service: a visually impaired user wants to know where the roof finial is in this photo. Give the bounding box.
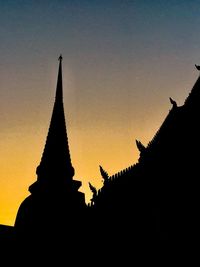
[58,54,63,62]
[169,97,177,108]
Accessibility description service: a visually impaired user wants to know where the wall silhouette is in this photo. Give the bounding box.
[1,60,199,261]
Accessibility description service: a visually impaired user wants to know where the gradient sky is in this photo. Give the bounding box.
[1,0,200,226]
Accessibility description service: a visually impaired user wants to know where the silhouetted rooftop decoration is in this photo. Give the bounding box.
[99,165,109,184]
[136,139,146,153]
[89,182,97,204]
[169,97,177,108]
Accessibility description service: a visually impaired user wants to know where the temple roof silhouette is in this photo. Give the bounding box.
[89,67,200,224]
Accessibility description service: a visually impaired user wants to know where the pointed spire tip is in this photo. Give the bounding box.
[58,54,63,61]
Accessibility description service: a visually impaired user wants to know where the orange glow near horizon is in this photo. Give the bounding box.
[0,119,143,226]
[1,1,200,226]
[0,81,169,226]
[0,56,197,226]
[0,61,197,226]
[0,99,186,226]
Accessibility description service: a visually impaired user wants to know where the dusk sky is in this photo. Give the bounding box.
[1,0,200,225]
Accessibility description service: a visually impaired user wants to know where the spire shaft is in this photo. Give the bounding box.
[55,55,63,102]
[35,56,74,185]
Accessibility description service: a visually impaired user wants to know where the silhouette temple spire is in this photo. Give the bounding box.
[29,55,76,193]
[15,56,85,235]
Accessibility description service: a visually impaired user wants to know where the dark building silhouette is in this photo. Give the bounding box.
[14,56,86,242]
[89,68,200,249]
[1,59,199,261]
